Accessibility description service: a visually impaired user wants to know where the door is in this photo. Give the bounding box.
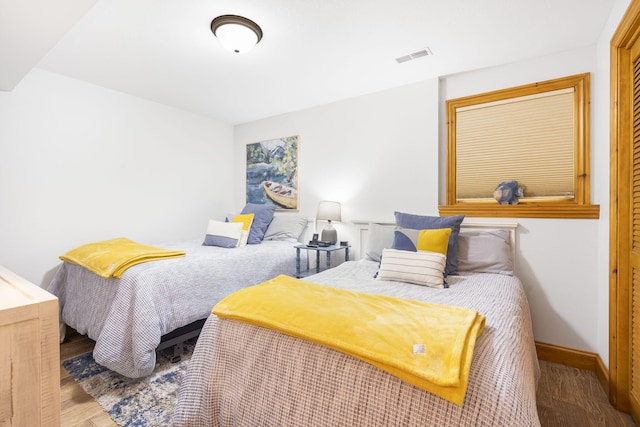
[629,37,640,421]
[612,0,640,422]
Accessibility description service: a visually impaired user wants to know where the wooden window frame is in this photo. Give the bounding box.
[439,73,599,219]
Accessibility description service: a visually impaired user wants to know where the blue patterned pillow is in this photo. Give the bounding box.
[392,229,419,251]
[392,228,451,254]
[394,212,464,276]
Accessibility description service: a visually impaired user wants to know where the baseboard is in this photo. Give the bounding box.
[595,354,610,400]
[535,341,609,398]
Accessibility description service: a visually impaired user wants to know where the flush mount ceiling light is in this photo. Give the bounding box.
[210,15,263,54]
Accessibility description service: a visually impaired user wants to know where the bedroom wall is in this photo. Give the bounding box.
[0,68,235,287]
[234,43,612,362]
[234,78,441,232]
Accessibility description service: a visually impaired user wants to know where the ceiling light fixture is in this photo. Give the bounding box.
[210,15,263,54]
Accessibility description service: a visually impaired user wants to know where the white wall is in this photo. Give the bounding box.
[0,69,235,286]
[234,78,440,251]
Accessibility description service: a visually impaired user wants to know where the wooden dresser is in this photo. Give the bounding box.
[0,266,60,426]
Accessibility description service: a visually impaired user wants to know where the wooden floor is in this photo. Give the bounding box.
[536,361,636,427]
[60,331,636,427]
[60,331,117,427]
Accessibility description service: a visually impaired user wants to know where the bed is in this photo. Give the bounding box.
[47,206,310,378]
[174,215,541,426]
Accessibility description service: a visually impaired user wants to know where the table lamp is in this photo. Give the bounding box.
[316,201,341,244]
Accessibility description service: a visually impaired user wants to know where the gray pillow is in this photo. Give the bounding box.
[264,215,308,242]
[457,230,513,275]
[364,223,395,262]
[240,203,276,244]
[394,212,465,276]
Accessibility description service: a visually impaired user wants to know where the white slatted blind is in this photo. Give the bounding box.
[455,88,575,199]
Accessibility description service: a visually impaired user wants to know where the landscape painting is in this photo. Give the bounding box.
[246,135,299,210]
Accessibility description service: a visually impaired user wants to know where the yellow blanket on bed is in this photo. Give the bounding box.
[59,237,186,279]
[213,275,485,405]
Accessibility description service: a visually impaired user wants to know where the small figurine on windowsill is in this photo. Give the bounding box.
[494,180,524,205]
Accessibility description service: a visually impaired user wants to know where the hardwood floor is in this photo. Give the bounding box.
[60,332,636,426]
[537,361,636,427]
[60,331,117,427]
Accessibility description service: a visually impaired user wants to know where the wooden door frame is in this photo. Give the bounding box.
[610,0,640,414]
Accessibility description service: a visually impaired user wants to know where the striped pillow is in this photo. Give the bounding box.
[376,248,446,288]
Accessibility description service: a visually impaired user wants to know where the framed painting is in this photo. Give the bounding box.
[246,135,299,210]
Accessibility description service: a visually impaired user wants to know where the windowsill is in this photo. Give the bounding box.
[438,203,600,219]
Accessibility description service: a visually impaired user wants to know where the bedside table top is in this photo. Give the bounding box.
[294,243,350,252]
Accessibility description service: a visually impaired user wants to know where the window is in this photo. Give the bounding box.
[439,73,599,219]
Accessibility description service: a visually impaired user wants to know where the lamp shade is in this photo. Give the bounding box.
[211,15,263,54]
[316,201,341,222]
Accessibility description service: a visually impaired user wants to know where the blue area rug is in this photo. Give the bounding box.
[63,339,196,426]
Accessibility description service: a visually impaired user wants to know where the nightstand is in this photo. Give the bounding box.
[294,244,350,278]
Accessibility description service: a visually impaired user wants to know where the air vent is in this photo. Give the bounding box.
[395,47,433,64]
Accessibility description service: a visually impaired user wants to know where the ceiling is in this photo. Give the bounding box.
[2,0,616,125]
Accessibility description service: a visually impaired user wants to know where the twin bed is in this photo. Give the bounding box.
[48,206,309,378]
[174,215,541,426]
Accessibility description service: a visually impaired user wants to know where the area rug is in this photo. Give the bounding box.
[63,339,196,426]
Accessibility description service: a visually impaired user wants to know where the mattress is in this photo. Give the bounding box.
[48,238,302,378]
[174,259,541,426]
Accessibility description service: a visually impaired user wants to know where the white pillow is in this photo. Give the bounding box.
[376,248,446,288]
[202,220,243,248]
[263,215,308,242]
[364,223,396,262]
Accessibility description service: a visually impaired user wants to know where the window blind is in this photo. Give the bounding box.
[455,88,575,200]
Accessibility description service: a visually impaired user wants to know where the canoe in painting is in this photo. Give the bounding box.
[263,181,297,209]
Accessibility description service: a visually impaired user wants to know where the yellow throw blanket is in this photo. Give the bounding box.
[60,237,186,279]
[213,275,486,405]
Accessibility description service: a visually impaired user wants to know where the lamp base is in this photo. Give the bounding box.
[321,228,337,245]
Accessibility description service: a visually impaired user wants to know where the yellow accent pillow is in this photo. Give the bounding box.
[417,228,452,255]
[233,214,255,247]
[233,213,255,231]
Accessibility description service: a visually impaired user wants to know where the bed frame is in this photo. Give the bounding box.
[156,318,207,362]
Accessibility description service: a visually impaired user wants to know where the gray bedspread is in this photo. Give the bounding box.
[174,259,541,426]
[48,239,302,378]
